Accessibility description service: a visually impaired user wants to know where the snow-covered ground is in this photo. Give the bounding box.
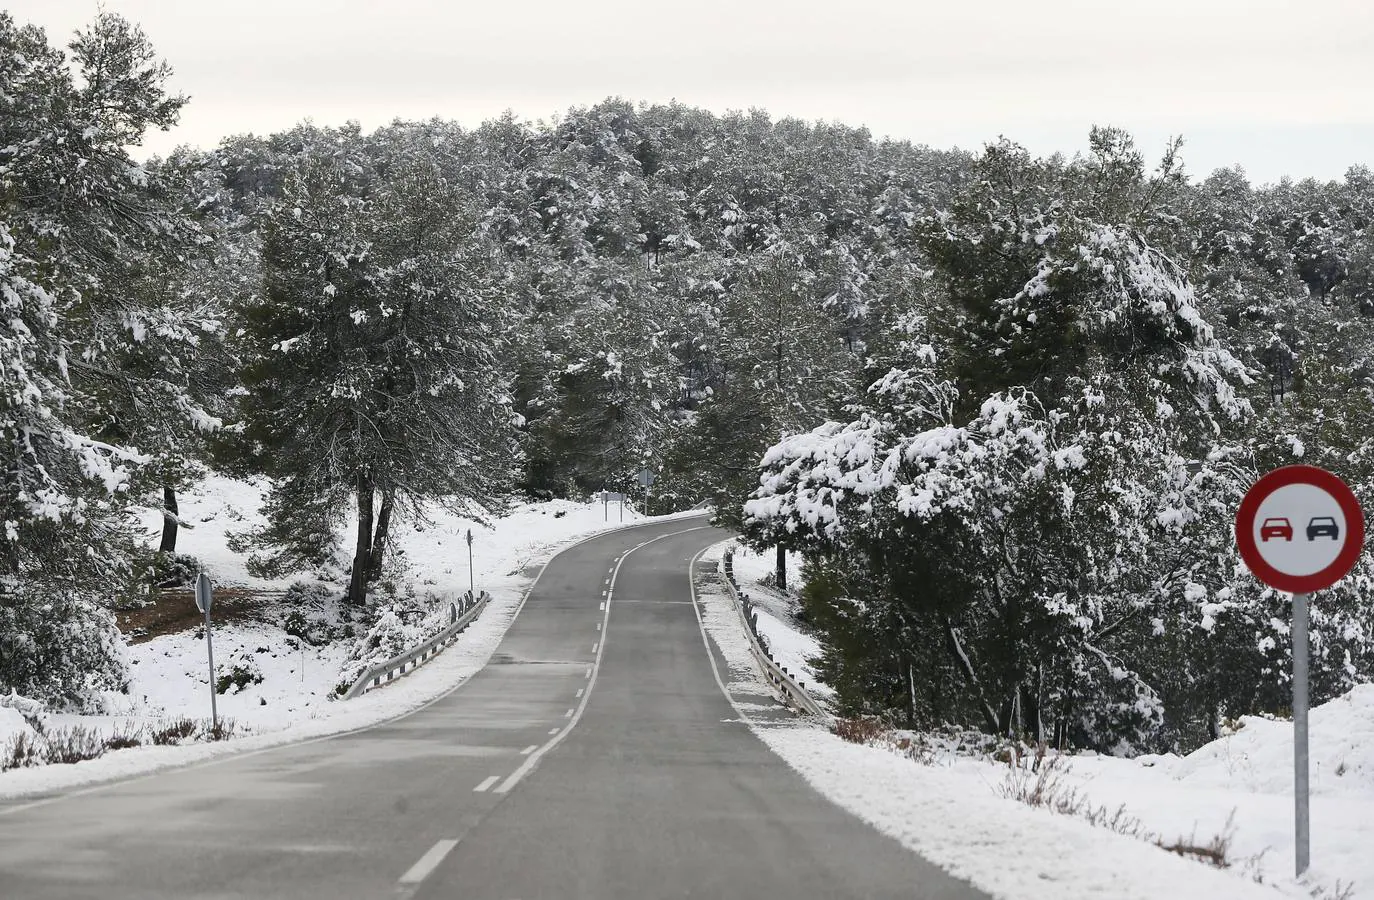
[700,540,1366,899]
[0,474,698,799]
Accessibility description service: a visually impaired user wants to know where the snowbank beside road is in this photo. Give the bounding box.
[1054,688,1374,896]
[697,540,1357,899]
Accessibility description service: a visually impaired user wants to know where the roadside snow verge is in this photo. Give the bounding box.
[0,510,704,802]
[694,541,1285,900]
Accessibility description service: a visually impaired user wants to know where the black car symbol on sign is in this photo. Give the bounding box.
[1306,516,1339,541]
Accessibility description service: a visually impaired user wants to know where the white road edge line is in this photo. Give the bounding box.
[473,775,500,792]
[398,838,459,885]
[0,514,710,819]
[688,541,758,725]
[493,525,711,794]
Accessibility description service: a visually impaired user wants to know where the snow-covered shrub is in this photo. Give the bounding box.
[149,718,199,745]
[0,690,48,730]
[146,552,202,590]
[0,586,128,710]
[339,590,451,686]
[215,649,265,695]
[279,580,342,645]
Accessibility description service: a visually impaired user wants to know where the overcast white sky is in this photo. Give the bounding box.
[8,0,1372,184]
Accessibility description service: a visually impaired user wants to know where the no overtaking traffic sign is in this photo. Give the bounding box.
[1235,464,1364,594]
[1234,463,1364,878]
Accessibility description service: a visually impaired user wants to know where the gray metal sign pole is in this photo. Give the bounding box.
[1293,590,1310,877]
[637,469,656,517]
[466,528,475,601]
[195,573,218,731]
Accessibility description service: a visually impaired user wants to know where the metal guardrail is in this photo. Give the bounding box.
[720,548,830,720]
[343,590,492,700]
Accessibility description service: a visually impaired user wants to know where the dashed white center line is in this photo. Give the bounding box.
[473,775,500,792]
[548,727,560,735]
[599,601,605,609]
[564,708,575,718]
[398,839,459,885]
[596,622,601,631]
[492,523,710,796]
[575,688,584,699]
[520,744,538,755]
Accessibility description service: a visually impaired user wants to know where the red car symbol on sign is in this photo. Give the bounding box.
[1260,517,1294,541]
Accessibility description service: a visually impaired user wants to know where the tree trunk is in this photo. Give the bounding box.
[348,470,374,606]
[908,664,918,728]
[159,485,179,554]
[775,544,787,592]
[943,617,1002,735]
[368,490,395,582]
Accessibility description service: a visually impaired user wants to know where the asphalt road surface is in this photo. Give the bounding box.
[0,517,987,899]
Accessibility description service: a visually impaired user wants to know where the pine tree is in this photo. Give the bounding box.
[235,133,518,605]
[1,11,191,704]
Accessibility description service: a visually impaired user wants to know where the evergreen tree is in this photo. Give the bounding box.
[235,135,517,605]
[0,12,194,705]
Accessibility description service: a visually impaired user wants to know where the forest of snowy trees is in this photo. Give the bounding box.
[3,12,1374,753]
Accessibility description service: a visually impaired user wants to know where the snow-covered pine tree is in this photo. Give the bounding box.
[1,12,199,705]
[235,130,518,606]
[744,135,1265,751]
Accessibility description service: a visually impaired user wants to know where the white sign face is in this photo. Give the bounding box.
[1251,483,1348,577]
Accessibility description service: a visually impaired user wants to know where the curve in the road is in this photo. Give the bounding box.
[0,516,987,900]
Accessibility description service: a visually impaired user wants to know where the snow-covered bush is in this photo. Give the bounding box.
[0,586,128,710]
[215,649,265,695]
[338,590,452,689]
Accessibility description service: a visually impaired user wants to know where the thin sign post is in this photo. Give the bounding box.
[466,528,475,601]
[1292,589,1310,876]
[194,573,218,731]
[637,468,657,515]
[1235,464,1364,877]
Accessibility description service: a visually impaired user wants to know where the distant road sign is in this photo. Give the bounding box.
[1235,464,1363,594]
[637,469,657,488]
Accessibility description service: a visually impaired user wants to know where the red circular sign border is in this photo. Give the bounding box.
[1235,464,1364,594]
